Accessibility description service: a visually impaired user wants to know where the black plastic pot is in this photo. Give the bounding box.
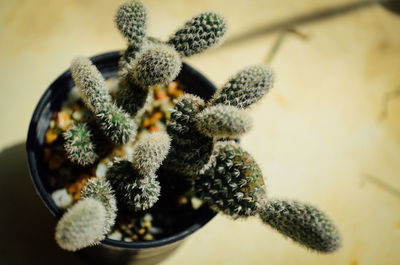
[26,51,217,265]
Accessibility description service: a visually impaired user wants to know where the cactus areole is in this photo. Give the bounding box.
[27,51,218,264]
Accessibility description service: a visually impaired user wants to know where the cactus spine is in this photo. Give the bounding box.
[81,177,118,234]
[71,56,136,144]
[259,200,341,253]
[168,11,228,57]
[63,123,98,166]
[195,141,266,219]
[196,105,252,139]
[55,198,107,251]
[107,160,161,211]
[166,94,214,176]
[107,132,170,211]
[210,65,273,109]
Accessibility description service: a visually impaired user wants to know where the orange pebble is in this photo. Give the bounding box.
[57,111,71,131]
[149,112,163,125]
[142,118,151,128]
[167,81,178,95]
[156,91,167,100]
[149,126,159,133]
[68,175,94,200]
[45,129,58,144]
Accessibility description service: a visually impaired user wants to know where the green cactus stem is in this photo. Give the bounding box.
[55,198,107,251]
[168,11,228,57]
[195,141,266,219]
[107,160,160,211]
[210,65,273,109]
[165,94,214,176]
[71,56,136,144]
[63,123,98,166]
[196,104,253,139]
[259,199,341,253]
[132,131,171,176]
[132,43,182,88]
[115,0,147,44]
[81,177,117,234]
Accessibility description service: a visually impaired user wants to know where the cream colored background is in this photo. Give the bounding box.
[0,0,400,264]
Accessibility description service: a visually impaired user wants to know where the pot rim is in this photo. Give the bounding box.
[26,50,217,250]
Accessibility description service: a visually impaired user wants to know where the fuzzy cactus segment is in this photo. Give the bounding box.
[115,0,147,44]
[81,177,117,234]
[196,105,253,139]
[195,141,266,219]
[165,94,214,176]
[63,123,98,166]
[210,65,273,109]
[168,11,228,57]
[260,200,341,253]
[96,103,137,144]
[107,160,160,211]
[132,43,182,88]
[71,57,111,112]
[71,56,136,144]
[132,132,171,176]
[55,198,107,251]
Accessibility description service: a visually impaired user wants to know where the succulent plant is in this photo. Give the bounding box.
[168,11,228,57]
[195,141,266,219]
[81,177,118,234]
[107,159,161,211]
[196,105,252,139]
[71,56,136,144]
[259,199,341,253]
[53,0,341,255]
[210,65,273,109]
[107,131,170,211]
[165,64,272,176]
[63,122,98,166]
[55,198,107,251]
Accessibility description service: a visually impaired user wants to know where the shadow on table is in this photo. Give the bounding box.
[0,142,87,265]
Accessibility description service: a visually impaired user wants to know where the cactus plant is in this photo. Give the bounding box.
[107,131,170,211]
[167,11,228,57]
[55,198,107,251]
[47,0,341,255]
[63,122,98,166]
[71,56,137,144]
[259,200,341,253]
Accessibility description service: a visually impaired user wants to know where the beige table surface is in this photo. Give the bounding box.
[1,0,400,264]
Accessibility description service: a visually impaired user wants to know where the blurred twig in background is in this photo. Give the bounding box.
[223,0,386,47]
[378,87,400,121]
[361,173,400,198]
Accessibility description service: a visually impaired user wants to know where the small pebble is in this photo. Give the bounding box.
[178,195,188,205]
[52,188,73,209]
[148,226,163,235]
[72,109,83,121]
[191,197,203,210]
[143,213,153,222]
[143,234,154,241]
[138,228,146,235]
[143,221,152,228]
[96,163,107,178]
[56,111,71,131]
[148,126,159,133]
[108,231,123,241]
[45,129,58,144]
